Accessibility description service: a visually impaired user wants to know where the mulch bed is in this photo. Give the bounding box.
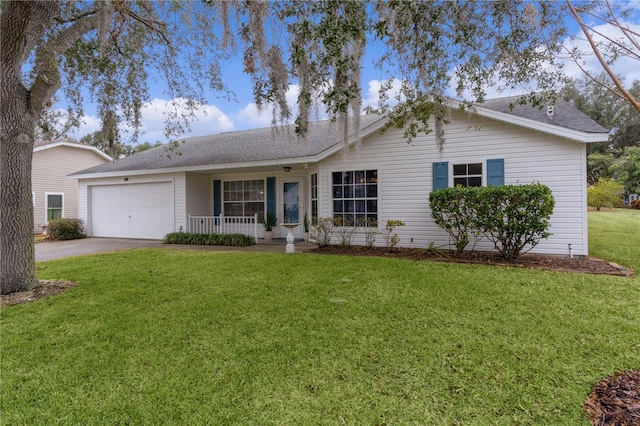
[310,245,634,277]
[584,370,640,426]
[0,280,77,308]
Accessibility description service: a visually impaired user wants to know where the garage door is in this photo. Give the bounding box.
[90,182,174,239]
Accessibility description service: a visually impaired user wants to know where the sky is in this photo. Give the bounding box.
[64,5,640,145]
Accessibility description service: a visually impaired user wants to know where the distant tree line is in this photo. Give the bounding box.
[79,130,163,159]
[561,73,640,196]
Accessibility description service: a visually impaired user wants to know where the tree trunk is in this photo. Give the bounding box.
[0,96,38,294]
[1,1,61,294]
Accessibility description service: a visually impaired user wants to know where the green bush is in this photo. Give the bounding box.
[382,220,405,251]
[333,217,357,248]
[587,178,624,211]
[164,232,255,247]
[430,184,555,259]
[310,217,335,247]
[429,187,483,252]
[46,218,86,241]
[476,184,555,260]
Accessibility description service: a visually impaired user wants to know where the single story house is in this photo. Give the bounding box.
[33,138,111,233]
[71,97,608,256]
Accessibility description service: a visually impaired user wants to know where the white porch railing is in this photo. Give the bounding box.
[188,214,258,240]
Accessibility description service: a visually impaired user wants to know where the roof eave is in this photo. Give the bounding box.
[34,141,113,161]
[71,155,324,179]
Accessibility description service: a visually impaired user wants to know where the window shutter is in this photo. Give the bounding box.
[266,177,276,217]
[213,180,222,216]
[487,159,505,186]
[432,162,449,190]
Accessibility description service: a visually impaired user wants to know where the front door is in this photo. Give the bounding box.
[281,179,303,238]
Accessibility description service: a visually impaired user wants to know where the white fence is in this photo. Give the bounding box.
[188,214,258,239]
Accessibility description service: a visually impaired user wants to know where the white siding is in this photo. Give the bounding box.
[185,173,213,217]
[319,111,589,255]
[32,146,108,233]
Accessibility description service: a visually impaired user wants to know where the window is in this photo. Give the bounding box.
[453,163,482,187]
[332,170,377,226]
[310,173,318,222]
[223,180,265,222]
[432,160,504,190]
[46,193,63,222]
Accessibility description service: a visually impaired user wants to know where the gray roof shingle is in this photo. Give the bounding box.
[72,97,608,176]
[480,96,608,133]
[73,114,384,175]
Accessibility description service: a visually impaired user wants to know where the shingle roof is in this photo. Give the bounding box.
[72,114,384,175]
[480,96,608,133]
[72,97,608,176]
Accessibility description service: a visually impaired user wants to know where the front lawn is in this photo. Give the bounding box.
[2,241,639,424]
[589,208,640,273]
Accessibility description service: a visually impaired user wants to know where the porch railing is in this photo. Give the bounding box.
[188,214,258,240]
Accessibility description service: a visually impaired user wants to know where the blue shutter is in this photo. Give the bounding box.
[432,162,449,190]
[487,159,505,186]
[266,177,276,217]
[213,180,222,216]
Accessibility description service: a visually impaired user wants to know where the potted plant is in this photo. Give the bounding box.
[303,212,310,242]
[263,213,277,242]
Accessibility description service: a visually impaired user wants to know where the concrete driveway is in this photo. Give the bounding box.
[35,238,164,262]
[35,237,316,261]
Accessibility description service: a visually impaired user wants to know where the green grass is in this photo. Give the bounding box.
[589,208,640,272]
[1,212,639,425]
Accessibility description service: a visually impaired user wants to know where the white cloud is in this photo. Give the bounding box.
[130,97,234,142]
[65,113,101,141]
[69,97,235,144]
[560,21,640,84]
[363,79,404,109]
[233,84,301,129]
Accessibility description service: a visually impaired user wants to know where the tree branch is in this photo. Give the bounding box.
[30,5,104,114]
[565,0,640,114]
[605,0,640,52]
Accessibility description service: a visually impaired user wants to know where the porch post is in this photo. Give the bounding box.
[254,214,258,240]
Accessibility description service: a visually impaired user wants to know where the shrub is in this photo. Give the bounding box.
[46,218,86,241]
[430,184,555,259]
[382,220,405,251]
[333,217,357,248]
[357,217,378,249]
[429,187,483,252]
[164,232,255,246]
[588,178,624,211]
[630,200,640,210]
[310,217,335,247]
[476,184,555,260]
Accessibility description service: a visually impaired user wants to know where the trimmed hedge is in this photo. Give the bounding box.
[45,218,86,241]
[430,184,555,259]
[164,232,255,247]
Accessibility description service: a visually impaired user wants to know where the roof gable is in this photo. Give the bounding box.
[33,139,112,161]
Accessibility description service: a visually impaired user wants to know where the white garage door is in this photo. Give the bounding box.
[90,182,174,239]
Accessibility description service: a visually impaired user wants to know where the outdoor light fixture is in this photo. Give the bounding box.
[283,166,292,172]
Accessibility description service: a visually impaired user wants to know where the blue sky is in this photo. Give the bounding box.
[64,5,640,145]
